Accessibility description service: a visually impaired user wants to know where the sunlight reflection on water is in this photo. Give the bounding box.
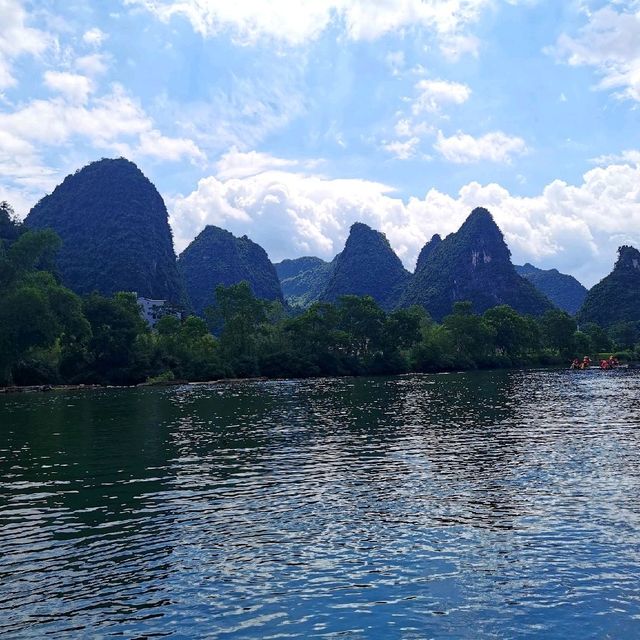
[1,370,640,638]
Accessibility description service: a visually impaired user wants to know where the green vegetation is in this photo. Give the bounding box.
[516,263,587,315]
[321,222,410,311]
[414,233,441,272]
[25,158,184,302]
[4,194,640,388]
[0,202,22,245]
[275,256,334,308]
[178,225,283,316]
[578,246,640,328]
[2,222,638,388]
[402,208,554,320]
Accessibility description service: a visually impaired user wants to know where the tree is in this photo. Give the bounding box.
[0,230,88,385]
[608,321,640,351]
[207,282,269,376]
[1,229,60,290]
[0,201,21,245]
[442,301,496,367]
[539,309,577,357]
[82,292,150,384]
[384,306,428,351]
[573,330,592,357]
[484,305,535,359]
[336,295,386,358]
[156,315,225,381]
[580,322,612,352]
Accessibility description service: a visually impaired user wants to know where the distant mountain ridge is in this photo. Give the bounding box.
[401,207,554,320]
[178,225,283,316]
[320,222,410,310]
[515,263,587,315]
[578,245,640,327]
[25,158,184,302]
[22,157,619,327]
[275,257,334,308]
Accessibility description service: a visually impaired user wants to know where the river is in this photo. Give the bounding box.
[1,370,640,638]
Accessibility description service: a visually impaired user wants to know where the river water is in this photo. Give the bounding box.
[1,370,640,638]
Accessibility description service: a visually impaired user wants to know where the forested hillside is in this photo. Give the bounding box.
[26,158,184,302]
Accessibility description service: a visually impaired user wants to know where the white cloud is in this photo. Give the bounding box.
[44,70,94,104]
[411,79,471,114]
[0,129,58,198]
[126,0,494,55]
[383,80,469,160]
[553,6,640,101]
[0,83,205,167]
[214,147,306,180]
[439,33,481,61]
[434,130,527,164]
[75,53,109,76]
[169,153,640,286]
[0,0,49,89]
[382,136,421,160]
[137,129,206,162]
[591,149,640,165]
[82,27,107,47]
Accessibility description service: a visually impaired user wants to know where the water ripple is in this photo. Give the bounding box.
[1,370,640,638]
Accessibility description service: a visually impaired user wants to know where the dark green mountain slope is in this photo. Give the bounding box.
[178,225,283,316]
[320,222,410,310]
[275,256,334,308]
[515,263,587,315]
[401,207,554,320]
[275,256,325,280]
[415,234,441,273]
[578,246,640,328]
[25,158,183,301]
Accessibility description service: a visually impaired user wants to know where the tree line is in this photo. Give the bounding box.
[1,205,639,387]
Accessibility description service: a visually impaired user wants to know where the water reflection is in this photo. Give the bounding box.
[1,371,640,638]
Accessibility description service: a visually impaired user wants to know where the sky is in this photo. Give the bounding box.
[1,0,640,287]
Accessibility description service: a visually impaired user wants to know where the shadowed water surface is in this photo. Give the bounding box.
[1,370,640,638]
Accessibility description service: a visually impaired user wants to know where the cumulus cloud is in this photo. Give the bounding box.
[136,130,205,162]
[591,149,640,166]
[75,53,110,76]
[0,82,205,162]
[169,152,640,286]
[383,79,470,160]
[382,137,421,160]
[125,0,494,55]
[412,79,472,114]
[553,5,640,101]
[0,0,49,89]
[0,128,58,200]
[434,130,527,164]
[44,71,94,104]
[82,27,107,47]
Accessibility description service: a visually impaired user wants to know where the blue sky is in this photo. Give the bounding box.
[1,0,640,286]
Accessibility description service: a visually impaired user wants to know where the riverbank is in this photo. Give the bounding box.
[0,377,273,395]
[3,363,640,395]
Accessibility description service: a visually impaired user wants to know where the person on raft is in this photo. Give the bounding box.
[582,356,591,369]
[599,356,619,369]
